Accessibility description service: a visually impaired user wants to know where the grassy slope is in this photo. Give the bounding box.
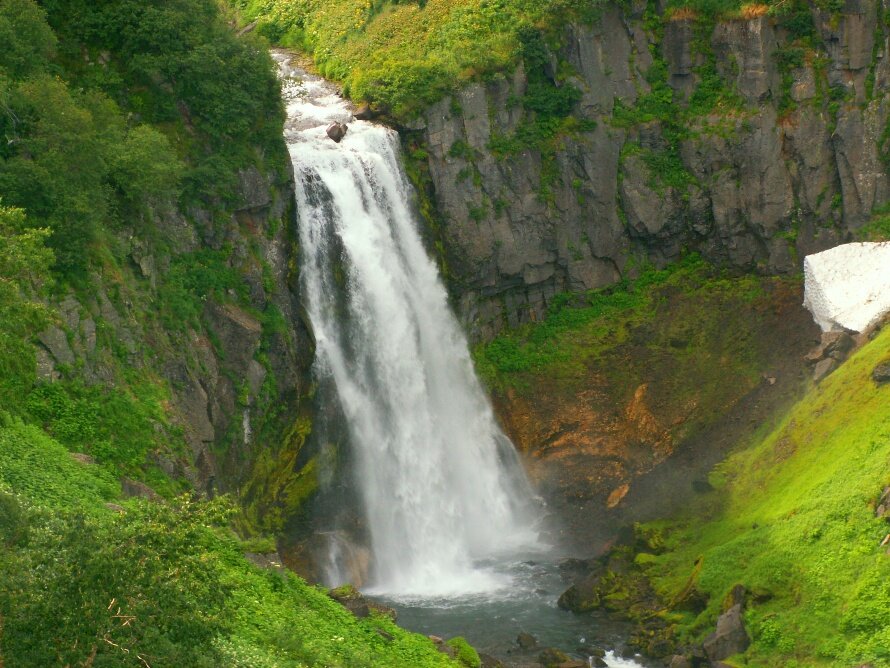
[0,416,459,668]
[641,327,890,666]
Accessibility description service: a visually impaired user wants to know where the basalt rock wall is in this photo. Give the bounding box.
[407,0,890,339]
[36,163,316,529]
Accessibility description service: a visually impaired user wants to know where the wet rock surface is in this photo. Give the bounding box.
[326,121,348,142]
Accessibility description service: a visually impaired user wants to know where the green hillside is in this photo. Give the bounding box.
[641,326,890,665]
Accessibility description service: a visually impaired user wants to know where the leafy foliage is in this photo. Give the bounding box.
[24,377,176,475]
[0,0,284,279]
[858,204,890,241]
[0,204,53,409]
[157,248,247,330]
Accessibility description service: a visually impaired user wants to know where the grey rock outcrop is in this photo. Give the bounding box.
[35,162,314,501]
[703,603,750,662]
[873,361,890,385]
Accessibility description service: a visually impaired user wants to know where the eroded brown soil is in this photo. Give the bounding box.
[493,279,820,555]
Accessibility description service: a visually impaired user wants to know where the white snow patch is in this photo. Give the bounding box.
[802,242,890,333]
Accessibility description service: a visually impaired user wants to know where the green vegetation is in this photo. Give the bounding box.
[24,376,178,477]
[0,204,53,410]
[473,254,799,455]
[229,0,613,118]
[158,248,248,330]
[860,204,890,241]
[660,0,844,19]
[640,326,890,666]
[475,255,769,389]
[0,0,284,280]
[226,0,828,122]
[0,417,460,667]
[445,637,482,668]
[0,0,297,491]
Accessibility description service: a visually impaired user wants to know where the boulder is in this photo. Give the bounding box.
[479,653,506,668]
[669,656,691,668]
[326,121,348,142]
[244,552,284,570]
[354,103,375,120]
[517,632,538,649]
[703,603,750,662]
[803,243,890,333]
[557,572,602,612]
[722,583,748,611]
[875,486,890,518]
[120,477,161,501]
[557,557,592,581]
[429,636,457,659]
[812,357,838,383]
[538,647,570,667]
[805,331,856,364]
[872,361,890,385]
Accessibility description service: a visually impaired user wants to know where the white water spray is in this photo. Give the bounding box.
[277,54,539,597]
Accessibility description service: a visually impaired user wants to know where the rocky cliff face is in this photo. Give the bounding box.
[407,1,890,339]
[35,164,316,527]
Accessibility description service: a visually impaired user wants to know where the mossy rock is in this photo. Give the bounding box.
[446,636,481,668]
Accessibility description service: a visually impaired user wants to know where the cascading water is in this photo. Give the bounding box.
[277,54,540,597]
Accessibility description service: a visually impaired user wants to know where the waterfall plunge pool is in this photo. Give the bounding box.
[375,556,651,667]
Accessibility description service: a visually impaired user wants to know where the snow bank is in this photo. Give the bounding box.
[802,242,890,332]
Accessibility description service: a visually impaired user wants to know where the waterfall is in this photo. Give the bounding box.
[277,54,540,598]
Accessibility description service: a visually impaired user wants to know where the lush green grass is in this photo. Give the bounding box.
[0,416,461,668]
[640,327,890,666]
[24,376,181,478]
